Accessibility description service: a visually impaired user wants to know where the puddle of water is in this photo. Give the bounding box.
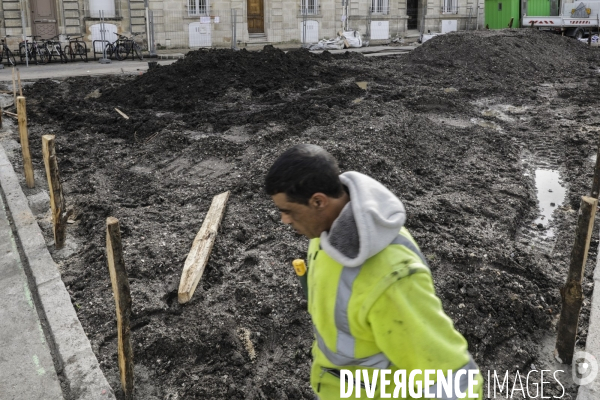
[533,169,566,237]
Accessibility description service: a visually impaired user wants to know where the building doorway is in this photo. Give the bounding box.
[407,0,419,30]
[30,0,58,39]
[247,0,264,33]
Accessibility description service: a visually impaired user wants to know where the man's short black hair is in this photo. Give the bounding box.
[265,144,344,204]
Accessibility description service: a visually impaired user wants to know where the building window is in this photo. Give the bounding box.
[188,0,209,16]
[371,0,389,14]
[443,0,458,14]
[301,0,319,15]
[89,0,116,17]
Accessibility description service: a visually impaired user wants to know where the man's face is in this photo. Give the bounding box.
[271,193,323,239]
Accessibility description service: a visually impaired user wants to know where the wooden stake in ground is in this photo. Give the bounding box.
[42,135,71,249]
[178,191,230,304]
[11,67,16,104]
[17,96,34,188]
[106,217,134,400]
[17,68,22,96]
[591,132,600,198]
[555,196,598,364]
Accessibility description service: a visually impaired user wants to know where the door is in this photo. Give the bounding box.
[247,0,264,33]
[30,0,58,39]
[407,0,418,30]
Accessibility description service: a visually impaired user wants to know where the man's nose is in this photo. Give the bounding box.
[281,213,292,225]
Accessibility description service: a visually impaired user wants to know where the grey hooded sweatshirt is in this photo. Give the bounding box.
[319,171,407,268]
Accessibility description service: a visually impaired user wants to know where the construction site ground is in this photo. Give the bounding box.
[1,29,600,399]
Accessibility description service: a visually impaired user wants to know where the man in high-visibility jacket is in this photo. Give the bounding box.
[265,144,483,399]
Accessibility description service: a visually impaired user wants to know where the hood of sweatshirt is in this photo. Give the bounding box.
[319,171,406,268]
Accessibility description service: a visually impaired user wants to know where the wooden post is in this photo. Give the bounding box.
[42,135,71,249]
[508,17,514,28]
[555,196,598,364]
[11,67,16,105]
[17,68,22,97]
[17,96,34,188]
[106,217,134,400]
[591,132,600,198]
[178,191,230,304]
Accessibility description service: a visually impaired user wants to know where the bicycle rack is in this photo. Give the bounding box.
[92,40,110,61]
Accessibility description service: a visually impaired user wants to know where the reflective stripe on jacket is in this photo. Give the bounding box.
[307,227,483,399]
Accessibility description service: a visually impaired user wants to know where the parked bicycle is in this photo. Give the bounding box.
[19,36,49,65]
[0,37,17,66]
[45,35,68,63]
[101,34,127,60]
[64,36,88,62]
[115,32,144,61]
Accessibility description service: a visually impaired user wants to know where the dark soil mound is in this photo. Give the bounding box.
[100,46,363,112]
[403,29,600,92]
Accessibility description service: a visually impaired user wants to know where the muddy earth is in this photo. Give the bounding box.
[2,29,600,399]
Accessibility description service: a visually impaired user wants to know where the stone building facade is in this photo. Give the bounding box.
[0,0,484,50]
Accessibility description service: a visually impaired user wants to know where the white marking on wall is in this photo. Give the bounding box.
[299,20,319,43]
[90,23,117,52]
[370,21,389,40]
[441,20,458,33]
[189,22,212,47]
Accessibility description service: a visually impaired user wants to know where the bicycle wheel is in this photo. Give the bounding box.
[64,45,73,61]
[133,43,143,60]
[19,44,26,63]
[57,46,68,63]
[115,43,128,61]
[76,42,87,62]
[37,46,50,65]
[6,49,17,66]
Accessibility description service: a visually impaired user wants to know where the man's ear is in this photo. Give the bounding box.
[309,193,329,210]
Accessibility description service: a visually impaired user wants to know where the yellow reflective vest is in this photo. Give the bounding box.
[307,227,484,399]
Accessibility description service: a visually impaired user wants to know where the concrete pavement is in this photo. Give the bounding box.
[577,244,600,399]
[0,186,63,399]
[0,44,415,83]
[0,58,177,82]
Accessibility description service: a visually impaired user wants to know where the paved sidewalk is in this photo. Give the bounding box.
[0,186,63,399]
[0,59,177,82]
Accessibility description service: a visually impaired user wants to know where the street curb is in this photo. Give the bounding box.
[577,235,600,400]
[0,144,116,400]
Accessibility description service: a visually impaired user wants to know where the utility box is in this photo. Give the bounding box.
[441,20,458,33]
[485,0,520,29]
[370,21,390,40]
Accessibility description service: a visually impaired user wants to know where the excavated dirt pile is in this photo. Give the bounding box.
[4,29,600,399]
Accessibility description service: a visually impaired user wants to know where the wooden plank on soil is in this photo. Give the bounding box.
[115,108,129,120]
[106,217,134,399]
[178,191,230,304]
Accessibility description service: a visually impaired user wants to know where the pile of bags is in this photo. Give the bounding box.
[309,31,363,50]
